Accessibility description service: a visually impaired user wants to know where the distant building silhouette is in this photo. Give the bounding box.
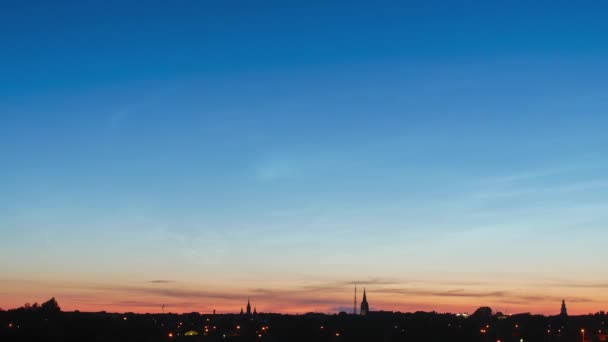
[360,288,369,316]
[246,298,251,316]
[560,299,568,318]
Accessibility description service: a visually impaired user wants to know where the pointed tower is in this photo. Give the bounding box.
[360,288,369,316]
[246,298,252,316]
[253,307,257,315]
[560,299,568,318]
[240,307,244,315]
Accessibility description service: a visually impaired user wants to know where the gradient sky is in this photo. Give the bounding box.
[1,1,608,315]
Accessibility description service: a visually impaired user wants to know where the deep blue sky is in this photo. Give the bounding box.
[1,1,608,314]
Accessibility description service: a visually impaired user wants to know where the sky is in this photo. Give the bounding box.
[1,1,608,315]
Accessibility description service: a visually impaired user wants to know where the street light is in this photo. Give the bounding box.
[581,328,585,342]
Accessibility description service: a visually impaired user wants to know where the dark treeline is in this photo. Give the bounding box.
[1,299,607,342]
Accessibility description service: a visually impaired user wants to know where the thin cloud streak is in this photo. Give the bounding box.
[2,277,604,314]
[471,179,608,200]
[148,280,175,284]
[74,279,600,313]
[479,165,578,185]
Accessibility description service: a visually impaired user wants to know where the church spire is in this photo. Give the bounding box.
[560,299,568,318]
[360,288,369,316]
[246,297,252,315]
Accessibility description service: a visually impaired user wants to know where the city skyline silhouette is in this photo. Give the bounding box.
[2,1,608,324]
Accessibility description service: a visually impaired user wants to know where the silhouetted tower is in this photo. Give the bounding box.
[246,298,251,316]
[240,307,244,315]
[360,288,369,316]
[561,299,568,318]
[253,307,257,315]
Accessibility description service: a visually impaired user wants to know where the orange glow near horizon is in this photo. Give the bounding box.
[1,279,606,316]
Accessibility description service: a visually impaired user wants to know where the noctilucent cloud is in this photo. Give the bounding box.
[1,2,607,314]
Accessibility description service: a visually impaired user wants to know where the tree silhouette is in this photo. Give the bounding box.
[40,297,61,313]
[471,306,493,319]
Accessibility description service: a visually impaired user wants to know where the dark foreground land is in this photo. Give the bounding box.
[1,306,607,342]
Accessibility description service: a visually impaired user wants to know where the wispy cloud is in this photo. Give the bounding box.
[298,278,404,293]
[471,179,608,200]
[254,159,297,181]
[5,276,604,314]
[90,284,245,301]
[251,152,344,182]
[148,280,174,284]
[478,165,578,185]
[113,300,195,308]
[543,281,608,289]
[433,289,508,298]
